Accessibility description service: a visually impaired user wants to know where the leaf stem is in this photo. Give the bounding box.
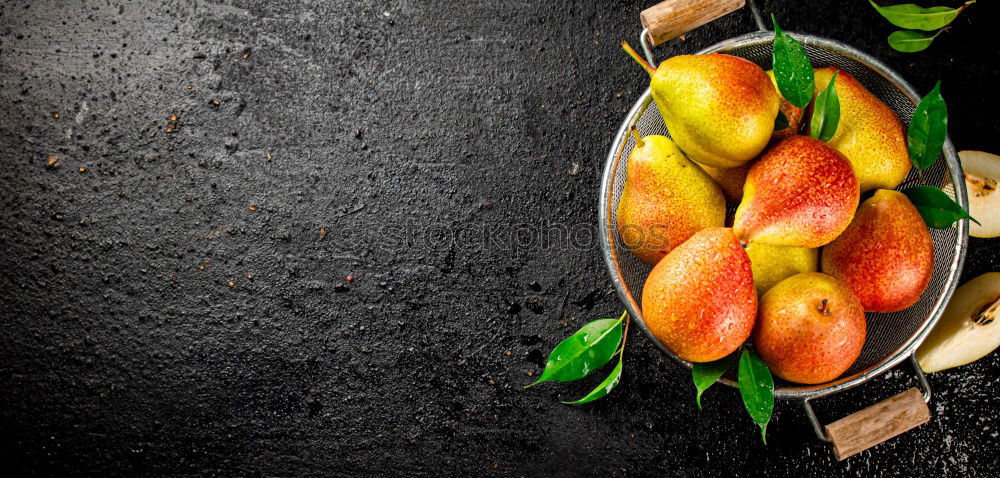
[621,41,655,76]
[615,310,631,356]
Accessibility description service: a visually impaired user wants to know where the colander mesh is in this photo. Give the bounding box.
[605,35,961,395]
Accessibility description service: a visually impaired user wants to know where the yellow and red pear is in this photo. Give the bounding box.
[811,67,911,192]
[641,227,757,362]
[623,43,779,168]
[822,189,934,313]
[734,135,859,248]
[616,131,726,265]
[754,272,867,384]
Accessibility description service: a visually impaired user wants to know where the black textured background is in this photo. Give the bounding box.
[1,0,998,476]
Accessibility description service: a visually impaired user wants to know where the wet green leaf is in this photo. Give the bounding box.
[771,15,815,109]
[870,0,971,31]
[888,29,940,53]
[903,186,980,228]
[692,355,734,409]
[738,349,774,444]
[810,71,840,142]
[562,355,623,405]
[526,315,623,387]
[908,81,948,169]
[773,110,789,131]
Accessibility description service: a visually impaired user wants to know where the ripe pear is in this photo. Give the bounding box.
[917,273,1000,373]
[734,136,859,248]
[745,243,818,296]
[754,272,866,384]
[617,131,726,265]
[623,43,779,168]
[810,68,910,192]
[641,227,756,362]
[766,70,804,141]
[695,161,752,204]
[822,190,934,313]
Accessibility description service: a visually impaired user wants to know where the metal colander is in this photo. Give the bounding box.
[599,29,969,404]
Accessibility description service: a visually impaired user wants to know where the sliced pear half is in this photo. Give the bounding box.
[944,151,1000,238]
[917,272,1000,373]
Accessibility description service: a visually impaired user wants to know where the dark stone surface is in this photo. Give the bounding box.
[1,0,997,475]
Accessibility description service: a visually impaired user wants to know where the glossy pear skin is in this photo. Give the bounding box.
[812,68,910,192]
[696,161,752,204]
[745,243,818,296]
[641,227,756,362]
[754,272,866,384]
[650,54,779,168]
[617,134,726,265]
[822,190,934,313]
[734,136,860,248]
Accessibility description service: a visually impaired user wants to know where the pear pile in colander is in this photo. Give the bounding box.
[618,46,944,384]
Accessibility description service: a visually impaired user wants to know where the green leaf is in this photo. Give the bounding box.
[810,71,840,142]
[888,29,941,53]
[692,355,734,409]
[562,355,623,405]
[908,81,948,169]
[773,110,789,131]
[902,185,980,228]
[738,349,774,444]
[526,315,623,387]
[870,0,971,31]
[771,15,815,109]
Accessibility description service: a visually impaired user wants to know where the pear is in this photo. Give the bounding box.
[917,273,1000,373]
[822,190,934,313]
[734,136,860,248]
[745,243,818,296]
[810,68,910,192]
[641,227,756,362]
[952,151,1000,238]
[766,70,804,141]
[616,131,726,265]
[695,161,752,204]
[754,272,866,384]
[623,43,779,168]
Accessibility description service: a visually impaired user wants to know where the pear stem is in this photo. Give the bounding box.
[629,127,644,147]
[818,298,830,315]
[898,177,920,189]
[621,41,655,76]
